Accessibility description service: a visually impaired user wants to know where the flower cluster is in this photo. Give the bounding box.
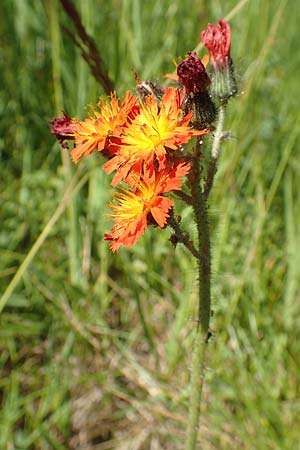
[51,19,234,252]
[51,86,207,251]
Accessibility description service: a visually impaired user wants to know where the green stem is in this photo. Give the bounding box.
[204,105,225,200]
[211,105,225,159]
[168,211,201,260]
[185,142,211,450]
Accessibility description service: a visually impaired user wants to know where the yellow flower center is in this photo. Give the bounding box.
[111,182,156,221]
[120,97,180,159]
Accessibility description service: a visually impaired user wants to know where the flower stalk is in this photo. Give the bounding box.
[204,105,226,199]
[183,139,211,450]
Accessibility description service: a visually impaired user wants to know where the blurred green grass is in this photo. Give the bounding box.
[1,0,300,449]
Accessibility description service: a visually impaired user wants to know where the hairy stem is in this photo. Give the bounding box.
[185,141,211,450]
[174,190,194,205]
[168,211,201,260]
[204,105,225,199]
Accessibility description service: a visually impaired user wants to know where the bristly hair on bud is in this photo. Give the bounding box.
[177,52,211,94]
[201,19,237,104]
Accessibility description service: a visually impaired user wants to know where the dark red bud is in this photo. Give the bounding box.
[177,52,211,94]
[50,112,75,149]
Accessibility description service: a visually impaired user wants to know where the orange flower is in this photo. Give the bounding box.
[103,87,207,186]
[105,162,190,252]
[71,92,139,163]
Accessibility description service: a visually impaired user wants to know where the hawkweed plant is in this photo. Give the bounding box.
[51,18,237,450]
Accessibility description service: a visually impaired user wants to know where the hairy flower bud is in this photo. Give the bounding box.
[201,19,231,69]
[50,112,75,149]
[191,92,217,130]
[177,52,211,94]
[177,53,216,129]
[201,19,237,103]
[177,52,216,130]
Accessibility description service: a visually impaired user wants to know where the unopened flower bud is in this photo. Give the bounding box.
[201,19,237,103]
[192,92,216,130]
[50,112,75,149]
[177,52,216,129]
[177,52,210,94]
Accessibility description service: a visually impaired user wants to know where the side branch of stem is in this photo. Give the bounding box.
[168,211,202,260]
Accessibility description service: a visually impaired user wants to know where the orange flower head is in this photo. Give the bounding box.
[103,87,207,186]
[71,92,139,163]
[105,162,190,252]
